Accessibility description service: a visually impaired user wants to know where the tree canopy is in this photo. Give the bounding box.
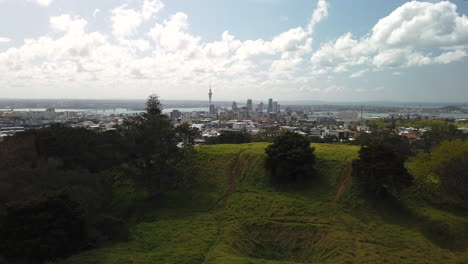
[0,94,196,263]
[353,130,413,198]
[265,131,316,184]
[0,192,87,263]
[206,131,252,144]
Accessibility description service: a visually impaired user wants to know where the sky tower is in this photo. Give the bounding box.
[208,82,215,115]
[208,82,213,105]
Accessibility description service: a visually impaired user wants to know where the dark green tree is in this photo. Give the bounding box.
[419,123,465,152]
[120,95,177,163]
[355,129,412,157]
[206,131,252,144]
[437,152,468,203]
[175,123,200,149]
[0,192,87,263]
[322,134,338,143]
[253,127,281,142]
[119,94,183,195]
[353,130,413,198]
[265,131,316,184]
[16,124,129,172]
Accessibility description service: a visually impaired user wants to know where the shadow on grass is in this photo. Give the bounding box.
[351,193,467,252]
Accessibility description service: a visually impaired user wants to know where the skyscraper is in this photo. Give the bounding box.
[209,83,215,115]
[232,101,238,111]
[247,99,253,112]
[268,98,273,113]
[272,101,278,113]
[258,101,264,113]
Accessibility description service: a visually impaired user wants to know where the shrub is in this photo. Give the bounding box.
[437,152,468,203]
[265,131,316,184]
[0,191,87,263]
[353,144,413,198]
[353,130,413,198]
[206,131,252,144]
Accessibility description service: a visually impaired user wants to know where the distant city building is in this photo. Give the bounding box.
[232,101,238,111]
[208,84,215,115]
[257,102,264,113]
[247,99,253,112]
[209,105,216,116]
[170,109,181,121]
[338,111,359,123]
[45,108,56,119]
[268,98,273,113]
[272,101,278,113]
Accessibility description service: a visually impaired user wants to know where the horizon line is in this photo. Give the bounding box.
[0,98,467,104]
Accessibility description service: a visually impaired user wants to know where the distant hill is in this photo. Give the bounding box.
[56,142,468,264]
[440,105,467,113]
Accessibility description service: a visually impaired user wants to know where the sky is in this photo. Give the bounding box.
[0,0,467,102]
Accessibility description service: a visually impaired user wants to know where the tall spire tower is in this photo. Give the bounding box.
[208,81,215,115]
[208,81,213,105]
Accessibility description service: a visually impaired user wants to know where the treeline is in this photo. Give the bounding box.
[260,122,467,206]
[366,118,467,152]
[204,128,281,144]
[352,123,467,205]
[262,129,415,199]
[0,95,198,264]
[205,128,338,145]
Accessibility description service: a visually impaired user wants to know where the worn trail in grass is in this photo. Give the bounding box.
[333,162,353,217]
[59,143,468,264]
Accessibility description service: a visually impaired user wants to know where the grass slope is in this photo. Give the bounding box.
[59,143,468,264]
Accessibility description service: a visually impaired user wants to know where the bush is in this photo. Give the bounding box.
[206,131,252,144]
[265,131,316,184]
[252,127,281,142]
[437,152,468,203]
[87,215,129,246]
[353,130,413,198]
[353,144,413,198]
[0,191,87,263]
[419,122,466,152]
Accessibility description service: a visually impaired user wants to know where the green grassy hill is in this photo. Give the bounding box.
[58,143,468,264]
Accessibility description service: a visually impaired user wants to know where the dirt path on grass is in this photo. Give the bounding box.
[203,155,244,264]
[332,162,353,216]
[223,155,244,209]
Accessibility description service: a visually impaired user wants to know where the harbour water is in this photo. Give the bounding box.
[2,108,468,119]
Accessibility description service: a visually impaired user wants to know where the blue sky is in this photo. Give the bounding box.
[0,0,467,102]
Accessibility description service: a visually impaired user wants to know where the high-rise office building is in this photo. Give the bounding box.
[170,109,181,121]
[209,104,215,115]
[247,99,253,112]
[208,83,215,115]
[272,101,278,113]
[268,98,273,113]
[258,101,264,113]
[232,101,238,111]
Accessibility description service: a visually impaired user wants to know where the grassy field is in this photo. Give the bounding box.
[58,143,468,264]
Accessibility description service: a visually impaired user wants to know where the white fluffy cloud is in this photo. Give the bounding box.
[149,12,200,52]
[0,0,325,98]
[111,0,164,39]
[31,0,53,6]
[311,1,468,73]
[307,0,328,34]
[93,9,100,18]
[0,0,467,99]
[0,37,11,43]
[50,14,87,34]
[350,69,368,78]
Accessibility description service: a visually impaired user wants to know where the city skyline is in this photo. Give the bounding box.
[0,0,467,101]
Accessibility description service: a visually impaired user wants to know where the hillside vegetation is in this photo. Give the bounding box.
[59,142,468,264]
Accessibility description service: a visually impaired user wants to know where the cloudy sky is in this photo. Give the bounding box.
[0,0,467,102]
